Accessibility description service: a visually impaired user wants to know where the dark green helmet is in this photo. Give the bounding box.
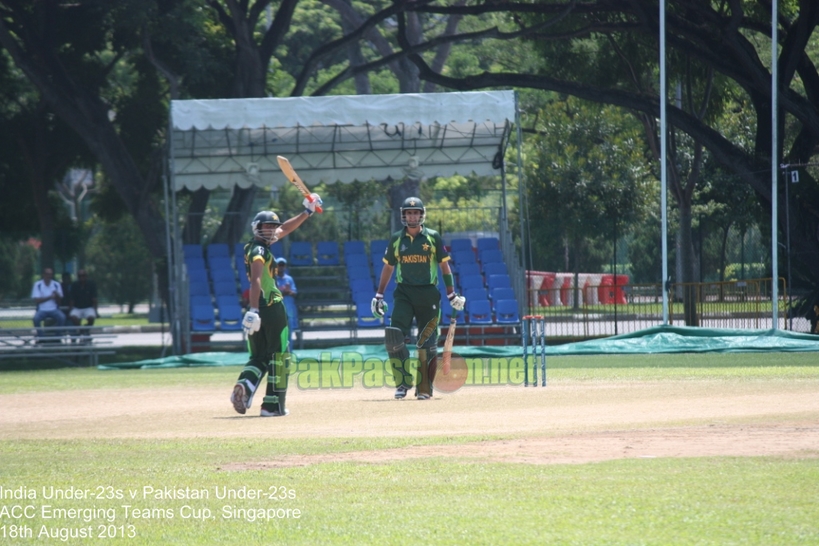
[251,210,282,243]
[400,197,425,227]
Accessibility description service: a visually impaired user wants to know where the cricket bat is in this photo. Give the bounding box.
[276,156,323,213]
[441,316,457,375]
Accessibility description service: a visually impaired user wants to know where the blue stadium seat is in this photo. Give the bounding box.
[487,274,512,292]
[467,299,493,324]
[213,280,237,297]
[190,294,212,308]
[495,299,520,324]
[191,305,216,331]
[456,262,481,279]
[476,237,499,253]
[183,244,203,260]
[479,248,504,265]
[207,243,230,259]
[189,280,211,297]
[347,264,372,281]
[370,239,388,262]
[449,238,474,253]
[270,240,284,260]
[482,261,508,277]
[459,274,485,292]
[187,267,208,284]
[289,241,314,266]
[343,240,367,261]
[185,256,207,273]
[490,287,516,305]
[464,287,489,304]
[216,296,243,331]
[211,268,236,284]
[316,241,341,266]
[451,249,477,264]
[207,255,233,271]
[350,277,374,299]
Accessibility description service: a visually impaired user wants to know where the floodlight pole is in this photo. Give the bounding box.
[771,0,779,329]
[660,0,669,324]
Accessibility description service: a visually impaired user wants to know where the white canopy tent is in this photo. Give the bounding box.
[169,90,516,191]
[165,91,522,353]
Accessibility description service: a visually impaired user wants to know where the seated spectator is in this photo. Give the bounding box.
[31,267,66,337]
[69,269,98,342]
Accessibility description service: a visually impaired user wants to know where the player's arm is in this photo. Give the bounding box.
[248,258,265,310]
[371,263,395,318]
[242,258,266,335]
[375,263,395,295]
[276,193,323,239]
[440,259,465,310]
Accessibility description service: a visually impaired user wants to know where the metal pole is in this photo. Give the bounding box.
[660,0,669,325]
[785,170,792,330]
[515,91,530,323]
[771,0,779,329]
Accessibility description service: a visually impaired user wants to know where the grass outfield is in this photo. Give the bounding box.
[1,352,818,545]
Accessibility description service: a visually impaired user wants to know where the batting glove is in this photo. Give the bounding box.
[303,193,323,216]
[371,293,388,318]
[242,308,261,335]
[448,292,466,311]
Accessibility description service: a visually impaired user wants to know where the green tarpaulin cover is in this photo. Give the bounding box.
[99,326,819,370]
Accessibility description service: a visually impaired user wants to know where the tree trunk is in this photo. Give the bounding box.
[678,201,699,326]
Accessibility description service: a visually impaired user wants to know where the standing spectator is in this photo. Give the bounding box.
[371,197,465,400]
[230,192,322,418]
[275,258,299,337]
[31,267,66,337]
[69,269,99,342]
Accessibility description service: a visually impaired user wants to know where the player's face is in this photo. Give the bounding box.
[258,223,278,240]
[405,210,421,227]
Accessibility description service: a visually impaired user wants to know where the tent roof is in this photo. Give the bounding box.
[169,90,516,191]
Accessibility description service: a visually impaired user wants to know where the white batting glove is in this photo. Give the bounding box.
[242,308,261,335]
[303,193,323,215]
[448,292,466,311]
[371,293,388,318]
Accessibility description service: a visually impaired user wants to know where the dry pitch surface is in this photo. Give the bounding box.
[1,374,818,466]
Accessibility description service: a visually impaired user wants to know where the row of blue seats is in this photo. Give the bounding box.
[183,238,499,262]
[190,294,243,332]
[184,238,501,270]
[354,297,520,329]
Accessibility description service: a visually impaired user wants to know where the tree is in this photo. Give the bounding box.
[85,215,153,314]
[527,95,654,276]
[390,1,819,288]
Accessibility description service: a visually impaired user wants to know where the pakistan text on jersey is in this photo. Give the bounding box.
[401,255,429,264]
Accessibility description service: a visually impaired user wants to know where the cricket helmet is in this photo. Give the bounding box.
[400,197,425,228]
[251,210,282,244]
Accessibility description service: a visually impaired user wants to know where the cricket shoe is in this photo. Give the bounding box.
[260,408,290,417]
[230,383,250,415]
[416,393,431,400]
[394,385,410,399]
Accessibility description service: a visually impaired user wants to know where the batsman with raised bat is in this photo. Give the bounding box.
[371,197,466,400]
[230,192,322,417]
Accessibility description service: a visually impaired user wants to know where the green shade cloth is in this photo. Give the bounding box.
[99,326,819,370]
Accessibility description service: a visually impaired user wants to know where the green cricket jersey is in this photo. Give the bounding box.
[244,239,283,308]
[383,226,450,286]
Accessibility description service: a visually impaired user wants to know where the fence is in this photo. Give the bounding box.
[526,277,802,340]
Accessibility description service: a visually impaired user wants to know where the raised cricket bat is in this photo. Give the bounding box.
[276,156,323,213]
[441,316,457,375]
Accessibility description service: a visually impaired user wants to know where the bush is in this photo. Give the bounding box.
[723,262,768,281]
